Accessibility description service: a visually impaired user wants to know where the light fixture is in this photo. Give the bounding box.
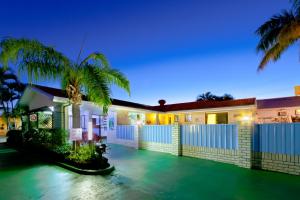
[241,116,252,121]
[43,111,53,115]
[49,106,54,112]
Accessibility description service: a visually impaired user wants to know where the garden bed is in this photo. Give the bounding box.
[6,129,114,175]
[26,145,114,174]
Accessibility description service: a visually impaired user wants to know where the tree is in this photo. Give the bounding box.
[0,66,25,129]
[0,38,130,130]
[61,52,130,129]
[220,93,234,101]
[196,92,234,101]
[197,92,216,101]
[256,0,300,70]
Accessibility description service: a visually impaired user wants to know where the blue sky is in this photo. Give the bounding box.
[1,0,299,105]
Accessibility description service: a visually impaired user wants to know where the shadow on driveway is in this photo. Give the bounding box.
[0,143,45,170]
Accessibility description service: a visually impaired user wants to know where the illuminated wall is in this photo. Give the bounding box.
[116,110,146,125]
[145,113,175,125]
[116,108,255,126]
[256,106,299,123]
[0,117,22,136]
[117,110,131,125]
[228,109,255,124]
[173,109,255,125]
[158,114,174,125]
[146,113,157,125]
[0,117,7,136]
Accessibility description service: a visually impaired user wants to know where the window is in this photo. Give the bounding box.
[174,115,179,122]
[185,114,192,122]
[38,111,53,129]
[206,113,228,124]
[81,115,87,131]
[168,117,172,124]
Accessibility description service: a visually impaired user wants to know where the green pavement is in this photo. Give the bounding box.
[0,143,300,200]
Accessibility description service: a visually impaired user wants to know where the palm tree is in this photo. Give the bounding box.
[61,53,130,129]
[0,66,25,129]
[0,38,130,130]
[256,0,300,70]
[197,92,216,101]
[221,93,234,101]
[196,92,234,101]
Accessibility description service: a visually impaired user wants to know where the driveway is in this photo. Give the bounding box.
[0,143,300,200]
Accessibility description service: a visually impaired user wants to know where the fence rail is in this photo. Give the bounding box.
[116,125,135,140]
[141,125,172,144]
[253,123,300,155]
[180,124,238,149]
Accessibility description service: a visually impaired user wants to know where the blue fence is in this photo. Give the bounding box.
[116,125,135,140]
[253,123,300,155]
[180,124,238,150]
[141,125,172,144]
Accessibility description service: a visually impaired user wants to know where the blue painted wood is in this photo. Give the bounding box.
[141,125,172,144]
[180,124,238,150]
[116,125,135,140]
[254,123,300,155]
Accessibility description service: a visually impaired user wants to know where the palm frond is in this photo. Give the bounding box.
[258,39,296,70]
[292,0,300,16]
[277,21,300,43]
[256,10,295,52]
[81,64,112,113]
[0,38,70,83]
[79,52,110,68]
[99,67,130,95]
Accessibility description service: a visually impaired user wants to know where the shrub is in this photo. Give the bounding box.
[52,143,72,156]
[22,128,68,147]
[50,128,68,146]
[39,129,52,144]
[6,130,23,147]
[23,128,44,145]
[67,145,95,164]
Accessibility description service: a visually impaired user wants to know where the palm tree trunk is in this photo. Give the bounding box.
[72,104,81,150]
[72,104,81,128]
[10,100,13,112]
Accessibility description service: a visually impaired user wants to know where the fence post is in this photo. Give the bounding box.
[107,125,117,144]
[237,121,254,168]
[134,125,141,149]
[171,123,181,156]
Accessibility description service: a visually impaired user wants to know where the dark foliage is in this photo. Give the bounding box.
[196,92,234,102]
[6,130,23,147]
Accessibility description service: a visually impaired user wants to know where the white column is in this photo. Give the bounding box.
[87,112,93,140]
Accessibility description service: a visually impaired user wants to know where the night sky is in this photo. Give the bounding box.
[1,0,299,105]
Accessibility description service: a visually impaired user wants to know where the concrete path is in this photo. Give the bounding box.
[0,143,300,200]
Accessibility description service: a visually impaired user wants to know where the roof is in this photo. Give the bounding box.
[257,96,300,109]
[32,84,68,98]
[30,84,157,111]
[111,99,156,110]
[28,85,256,112]
[152,98,256,112]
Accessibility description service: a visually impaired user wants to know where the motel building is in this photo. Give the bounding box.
[1,84,300,175]
[1,85,300,138]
